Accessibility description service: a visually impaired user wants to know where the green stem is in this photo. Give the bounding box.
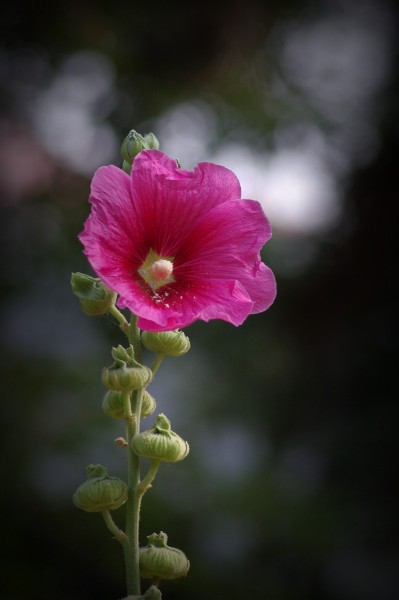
[128,314,142,363]
[122,387,141,596]
[122,314,145,597]
[108,305,130,336]
[138,459,161,495]
[101,509,127,543]
[151,353,165,375]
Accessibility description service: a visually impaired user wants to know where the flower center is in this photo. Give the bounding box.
[138,250,175,291]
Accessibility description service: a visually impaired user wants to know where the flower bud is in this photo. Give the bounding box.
[143,132,160,150]
[132,414,189,462]
[141,330,190,357]
[141,390,157,418]
[71,272,116,316]
[73,464,128,512]
[121,130,147,164]
[140,532,190,581]
[102,345,153,391]
[102,390,125,419]
[120,129,160,165]
[102,390,156,420]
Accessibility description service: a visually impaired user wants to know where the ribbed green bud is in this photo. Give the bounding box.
[140,532,190,580]
[121,130,147,164]
[132,414,189,462]
[71,272,116,316]
[143,586,162,600]
[73,464,128,512]
[102,390,156,420]
[143,132,160,150]
[141,391,157,418]
[141,330,190,357]
[120,129,160,165]
[102,345,153,391]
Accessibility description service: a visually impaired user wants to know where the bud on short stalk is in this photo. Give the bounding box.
[132,414,189,462]
[102,389,156,420]
[102,345,153,391]
[71,272,117,316]
[141,330,190,357]
[73,464,128,512]
[140,532,190,581]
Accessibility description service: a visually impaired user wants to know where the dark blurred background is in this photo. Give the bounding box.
[1,0,398,598]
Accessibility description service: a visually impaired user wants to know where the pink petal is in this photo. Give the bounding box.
[236,258,277,313]
[134,278,254,332]
[175,199,271,279]
[79,165,147,290]
[130,150,242,257]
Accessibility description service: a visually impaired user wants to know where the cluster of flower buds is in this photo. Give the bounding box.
[73,464,128,513]
[120,129,160,173]
[71,262,192,597]
[132,414,189,463]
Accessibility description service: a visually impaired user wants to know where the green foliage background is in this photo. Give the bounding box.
[1,1,398,599]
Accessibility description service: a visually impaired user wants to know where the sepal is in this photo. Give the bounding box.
[71,272,116,316]
[141,330,190,357]
[140,532,190,580]
[73,464,128,512]
[102,345,153,391]
[102,389,156,419]
[132,414,189,462]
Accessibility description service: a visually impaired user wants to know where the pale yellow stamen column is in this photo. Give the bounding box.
[149,259,174,283]
[138,252,175,291]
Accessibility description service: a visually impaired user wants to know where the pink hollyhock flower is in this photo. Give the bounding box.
[79,149,276,332]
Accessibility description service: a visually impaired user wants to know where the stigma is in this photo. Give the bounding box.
[138,251,175,291]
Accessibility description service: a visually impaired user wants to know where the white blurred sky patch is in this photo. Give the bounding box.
[31,51,119,175]
[277,5,392,125]
[156,100,218,166]
[213,142,341,235]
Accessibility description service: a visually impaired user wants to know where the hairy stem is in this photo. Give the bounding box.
[122,386,141,596]
[138,459,161,495]
[101,509,127,543]
[151,353,165,375]
[108,305,130,335]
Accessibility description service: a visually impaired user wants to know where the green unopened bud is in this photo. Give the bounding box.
[102,390,156,420]
[121,130,147,164]
[102,345,153,391]
[122,160,133,174]
[102,390,125,419]
[143,586,162,600]
[132,414,189,462]
[143,132,160,150]
[73,464,128,512]
[140,532,190,581]
[71,272,116,316]
[141,390,157,418]
[121,129,160,165]
[141,330,190,357]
